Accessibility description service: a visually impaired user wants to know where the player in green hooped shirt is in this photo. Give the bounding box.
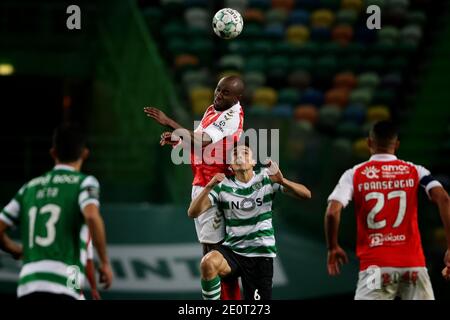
[189,143,312,300]
[0,124,112,300]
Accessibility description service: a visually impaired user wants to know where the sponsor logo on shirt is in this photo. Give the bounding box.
[361,166,380,179]
[369,233,406,247]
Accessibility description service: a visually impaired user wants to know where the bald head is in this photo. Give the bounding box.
[213,76,245,110]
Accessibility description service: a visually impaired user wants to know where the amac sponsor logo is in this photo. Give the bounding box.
[369,233,406,247]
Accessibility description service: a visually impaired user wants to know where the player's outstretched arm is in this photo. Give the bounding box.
[266,160,312,199]
[144,107,212,148]
[0,221,22,260]
[188,173,225,218]
[324,200,348,276]
[429,187,450,278]
[83,204,113,289]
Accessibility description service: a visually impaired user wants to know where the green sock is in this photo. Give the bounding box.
[201,276,221,300]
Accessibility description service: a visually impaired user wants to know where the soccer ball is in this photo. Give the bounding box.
[212,8,244,40]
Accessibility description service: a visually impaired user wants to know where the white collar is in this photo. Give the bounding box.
[213,101,241,113]
[369,154,398,161]
[233,170,257,187]
[53,164,76,171]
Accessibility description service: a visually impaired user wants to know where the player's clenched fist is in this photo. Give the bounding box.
[206,173,225,189]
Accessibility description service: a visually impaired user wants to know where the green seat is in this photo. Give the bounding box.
[388,0,409,9]
[378,26,400,43]
[278,88,300,105]
[340,42,365,55]
[365,0,386,8]
[245,55,266,72]
[219,54,245,70]
[315,55,337,76]
[365,56,385,71]
[228,40,251,55]
[268,55,290,71]
[320,42,342,55]
[162,22,185,38]
[190,39,213,62]
[292,42,320,56]
[182,70,209,90]
[337,121,362,139]
[400,25,422,44]
[320,0,340,10]
[357,72,380,89]
[336,9,358,25]
[388,56,408,71]
[350,88,373,106]
[273,41,295,56]
[290,56,314,71]
[244,71,266,87]
[407,11,427,26]
[250,40,273,55]
[319,105,342,129]
[241,24,264,38]
[340,54,362,71]
[371,42,395,55]
[266,8,288,24]
[373,89,396,105]
[167,38,189,55]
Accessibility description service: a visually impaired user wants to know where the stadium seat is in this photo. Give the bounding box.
[185,8,209,29]
[273,41,295,55]
[332,24,354,45]
[272,0,295,11]
[265,24,285,39]
[337,121,362,139]
[290,56,314,71]
[315,55,337,77]
[253,87,278,106]
[266,8,289,24]
[294,104,319,124]
[182,70,210,89]
[225,0,249,11]
[320,0,341,10]
[406,10,427,26]
[272,104,294,117]
[278,88,301,105]
[242,24,264,38]
[162,22,185,38]
[378,26,400,44]
[342,103,366,124]
[184,0,209,7]
[250,40,273,54]
[380,73,402,89]
[349,88,373,105]
[244,8,266,24]
[288,9,310,25]
[388,0,409,9]
[244,71,266,87]
[245,55,266,72]
[400,25,422,44]
[334,72,357,90]
[310,26,331,42]
[353,138,370,158]
[311,9,335,28]
[372,89,395,105]
[219,55,245,70]
[318,104,342,128]
[365,0,386,8]
[341,0,363,12]
[286,25,310,44]
[167,38,189,56]
[357,72,380,89]
[299,88,324,107]
[249,0,271,9]
[228,40,251,55]
[288,70,311,89]
[339,53,362,71]
[335,9,358,25]
[174,54,199,69]
[367,105,391,122]
[325,88,350,108]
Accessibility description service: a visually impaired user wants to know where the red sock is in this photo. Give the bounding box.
[220,278,241,300]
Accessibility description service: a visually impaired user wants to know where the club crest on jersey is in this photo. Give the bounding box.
[252,182,263,191]
[362,166,380,179]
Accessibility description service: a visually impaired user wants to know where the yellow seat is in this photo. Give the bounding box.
[252,87,278,107]
[190,87,214,114]
[341,0,363,12]
[311,9,335,28]
[353,138,370,158]
[286,25,310,45]
[367,105,390,122]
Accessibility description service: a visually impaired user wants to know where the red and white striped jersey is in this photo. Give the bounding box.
[191,103,244,187]
[328,154,442,271]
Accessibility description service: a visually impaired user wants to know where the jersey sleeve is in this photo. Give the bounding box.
[0,184,25,227]
[208,184,222,206]
[327,169,354,208]
[78,176,100,211]
[202,107,241,144]
[414,164,443,198]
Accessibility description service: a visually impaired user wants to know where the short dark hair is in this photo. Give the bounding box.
[52,123,86,162]
[370,121,399,149]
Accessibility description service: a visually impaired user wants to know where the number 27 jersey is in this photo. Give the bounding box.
[328,154,442,270]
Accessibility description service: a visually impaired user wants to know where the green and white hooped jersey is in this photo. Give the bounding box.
[0,164,100,299]
[208,169,283,258]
